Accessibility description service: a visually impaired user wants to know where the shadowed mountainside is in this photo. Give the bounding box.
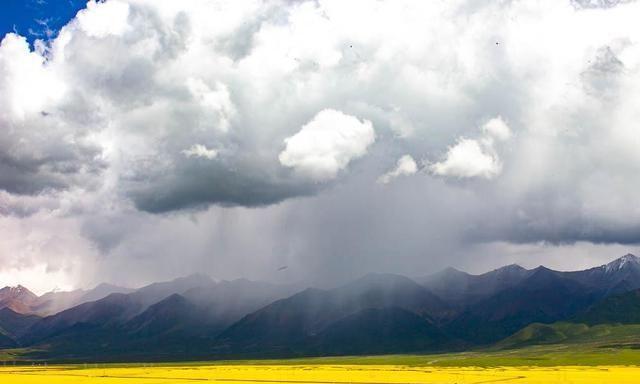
[2,253,640,360]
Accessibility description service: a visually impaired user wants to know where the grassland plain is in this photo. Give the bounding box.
[1,341,640,384]
[1,364,640,384]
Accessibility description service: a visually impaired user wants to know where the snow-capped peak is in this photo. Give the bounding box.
[603,253,640,273]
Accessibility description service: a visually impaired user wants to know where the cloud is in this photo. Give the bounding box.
[482,116,511,142]
[186,78,235,134]
[430,139,502,179]
[429,117,511,179]
[2,0,640,290]
[377,155,418,184]
[0,33,102,195]
[0,33,65,118]
[571,0,634,9]
[279,109,375,181]
[182,144,218,160]
[76,0,130,38]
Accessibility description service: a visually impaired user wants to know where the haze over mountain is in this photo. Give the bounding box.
[216,273,451,356]
[419,264,531,307]
[10,275,300,359]
[1,253,639,360]
[0,283,133,317]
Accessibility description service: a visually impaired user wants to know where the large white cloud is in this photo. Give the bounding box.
[76,0,131,38]
[429,116,511,179]
[279,109,375,181]
[0,34,65,119]
[430,139,502,179]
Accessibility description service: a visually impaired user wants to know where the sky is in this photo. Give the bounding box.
[0,0,87,47]
[1,0,640,294]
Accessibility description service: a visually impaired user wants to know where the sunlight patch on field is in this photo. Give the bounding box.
[1,364,640,384]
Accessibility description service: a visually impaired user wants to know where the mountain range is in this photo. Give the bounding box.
[2,253,640,360]
[0,283,133,317]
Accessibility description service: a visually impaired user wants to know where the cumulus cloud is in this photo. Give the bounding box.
[430,139,502,179]
[429,117,511,179]
[377,155,418,184]
[0,34,65,118]
[279,109,375,181]
[76,0,130,38]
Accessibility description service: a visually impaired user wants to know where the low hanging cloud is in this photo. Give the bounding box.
[377,155,418,184]
[279,109,375,181]
[429,117,511,179]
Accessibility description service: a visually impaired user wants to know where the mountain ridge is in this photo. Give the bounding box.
[1,253,640,360]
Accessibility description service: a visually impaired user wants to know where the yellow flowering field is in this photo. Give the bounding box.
[1,364,639,384]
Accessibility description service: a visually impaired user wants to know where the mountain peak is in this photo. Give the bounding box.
[93,282,119,290]
[479,264,528,279]
[495,264,527,273]
[0,285,37,299]
[526,265,557,280]
[604,253,640,272]
[440,266,467,275]
[620,253,639,263]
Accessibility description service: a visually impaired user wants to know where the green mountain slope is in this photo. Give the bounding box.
[497,322,640,349]
[445,267,597,344]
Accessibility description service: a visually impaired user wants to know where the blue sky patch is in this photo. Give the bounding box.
[0,0,88,47]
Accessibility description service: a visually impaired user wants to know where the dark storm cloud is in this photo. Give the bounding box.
[126,161,319,213]
[0,112,105,197]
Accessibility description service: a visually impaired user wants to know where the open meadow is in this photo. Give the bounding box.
[1,364,640,384]
[1,343,640,384]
